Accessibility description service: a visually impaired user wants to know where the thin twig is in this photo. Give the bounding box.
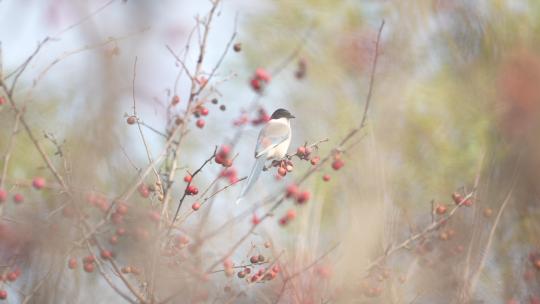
[274,243,339,303]
[165,45,195,81]
[53,0,117,37]
[465,160,520,299]
[33,29,148,88]
[132,57,162,186]
[362,191,476,274]
[0,112,21,190]
[8,37,50,95]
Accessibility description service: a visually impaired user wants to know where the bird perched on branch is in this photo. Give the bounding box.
[236,108,295,203]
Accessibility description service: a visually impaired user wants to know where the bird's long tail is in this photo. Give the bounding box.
[236,157,266,204]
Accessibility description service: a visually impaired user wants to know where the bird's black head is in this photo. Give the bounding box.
[270,108,295,120]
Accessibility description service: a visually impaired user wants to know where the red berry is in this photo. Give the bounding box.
[310,156,320,165]
[252,214,261,225]
[0,97,6,105]
[534,259,540,270]
[0,189,6,203]
[126,116,137,125]
[116,203,129,215]
[296,191,310,204]
[451,192,463,204]
[255,68,271,82]
[322,174,331,182]
[331,159,344,170]
[220,145,231,155]
[277,167,287,176]
[264,272,277,280]
[296,146,306,157]
[100,250,113,260]
[250,256,258,264]
[13,193,24,204]
[286,209,296,220]
[192,202,201,211]
[250,78,261,91]
[215,154,224,165]
[32,177,46,189]
[286,184,298,198]
[233,43,242,52]
[196,119,205,128]
[68,258,78,269]
[201,107,209,116]
[197,77,208,86]
[171,95,180,106]
[279,216,288,226]
[84,263,94,273]
[184,175,192,183]
[176,235,189,246]
[6,272,17,282]
[435,205,447,215]
[97,199,110,212]
[186,185,198,195]
[0,290,6,300]
[138,184,150,198]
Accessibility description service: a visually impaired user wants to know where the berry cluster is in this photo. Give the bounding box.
[215,145,233,167]
[195,104,210,129]
[233,108,270,127]
[250,68,271,93]
[183,174,199,196]
[220,167,238,184]
[251,108,270,126]
[451,192,473,206]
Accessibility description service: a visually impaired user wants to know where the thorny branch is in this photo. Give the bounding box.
[169,146,218,231]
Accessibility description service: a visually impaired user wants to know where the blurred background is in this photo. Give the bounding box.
[1,0,540,303]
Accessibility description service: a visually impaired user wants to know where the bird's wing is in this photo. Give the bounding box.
[254,122,290,158]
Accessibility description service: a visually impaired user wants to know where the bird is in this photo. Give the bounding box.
[236,108,295,203]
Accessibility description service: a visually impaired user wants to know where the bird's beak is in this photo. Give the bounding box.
[289,115,296,119]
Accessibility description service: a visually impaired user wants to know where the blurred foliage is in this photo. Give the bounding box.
[2,0,540,302]
[242,0,540,302]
